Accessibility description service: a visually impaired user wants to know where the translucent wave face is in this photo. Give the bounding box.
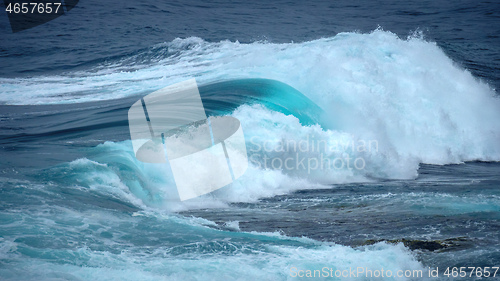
[128,79,249,201]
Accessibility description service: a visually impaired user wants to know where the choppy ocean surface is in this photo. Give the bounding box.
[1,1,500,280]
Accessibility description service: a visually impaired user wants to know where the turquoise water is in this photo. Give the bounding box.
[1,1,500,279]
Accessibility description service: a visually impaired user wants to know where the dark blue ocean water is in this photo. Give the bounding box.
[1,1,500,280]
[1,0,499,87]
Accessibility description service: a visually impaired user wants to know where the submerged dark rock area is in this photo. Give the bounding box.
[361,237,470,252]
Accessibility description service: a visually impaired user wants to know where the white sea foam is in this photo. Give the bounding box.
[0,207,428,281]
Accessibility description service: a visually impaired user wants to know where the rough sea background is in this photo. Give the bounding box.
[0,0,500,280]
